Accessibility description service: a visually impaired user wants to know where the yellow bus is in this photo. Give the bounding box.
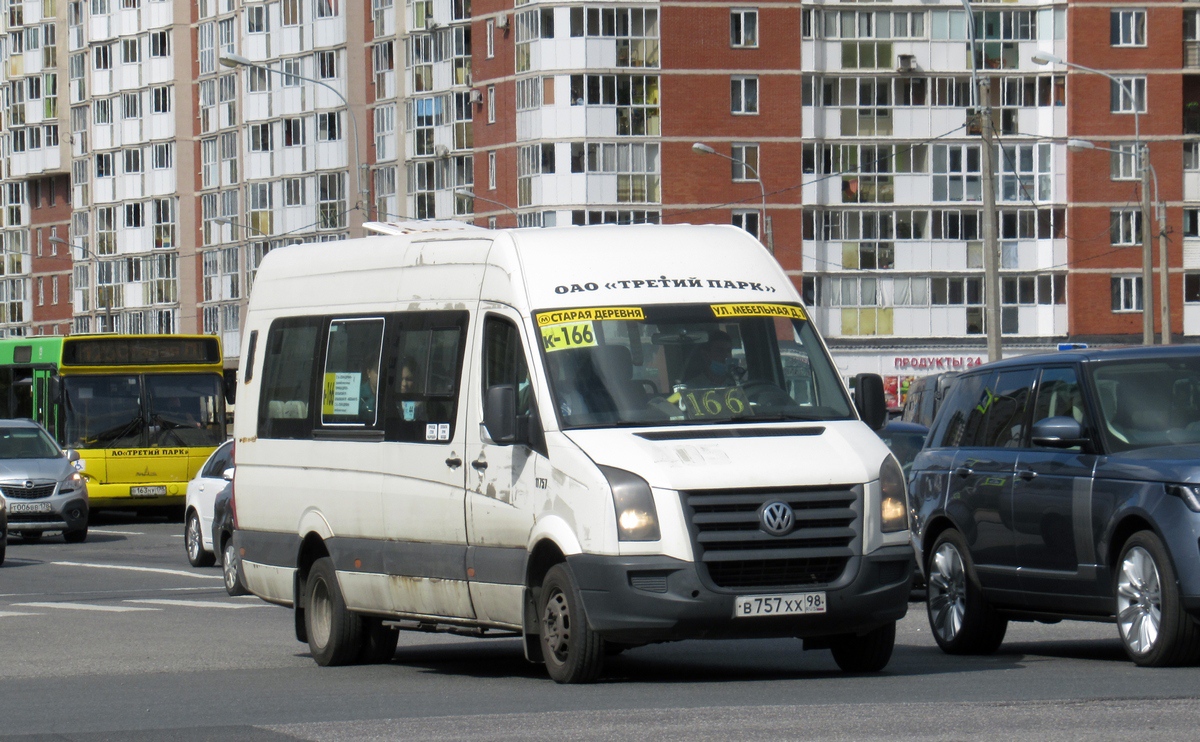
[0,335,228,509]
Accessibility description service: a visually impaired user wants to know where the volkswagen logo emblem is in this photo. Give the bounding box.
[759,501,795,536]
[23,480,34,490]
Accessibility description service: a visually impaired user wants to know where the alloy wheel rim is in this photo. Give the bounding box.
[186,517,201,560]
[928,542,967,644]
[309,578,333,650]
[1117,546,1162,655]
[542,588,571,662]
[224,544,238,590]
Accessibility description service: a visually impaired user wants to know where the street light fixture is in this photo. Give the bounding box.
[49,236,115,329]
[691,142,773,254]
[218,53,371,232]
[453,189,519,221]
[1033,52,1156,345]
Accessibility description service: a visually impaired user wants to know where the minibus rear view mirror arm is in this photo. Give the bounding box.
[484,384,522,445]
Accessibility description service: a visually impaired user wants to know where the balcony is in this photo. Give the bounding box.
[1188,41,1200,69]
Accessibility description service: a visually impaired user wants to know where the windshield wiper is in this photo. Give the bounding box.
[88,415,146,448]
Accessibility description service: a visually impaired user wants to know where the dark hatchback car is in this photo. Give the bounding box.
[910,346,1200,666]
[212,486,247,596]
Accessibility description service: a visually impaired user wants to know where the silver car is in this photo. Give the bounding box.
[0,420,89,543]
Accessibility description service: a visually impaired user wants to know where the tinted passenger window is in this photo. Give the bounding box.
[321,318,385,427]
[382,312,467,444]
[980,369,1037,447]
[258,318,321,439]
[485,315,531,416]
[938,372,990,447]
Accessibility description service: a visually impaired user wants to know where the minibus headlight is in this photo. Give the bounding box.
[599,465,660,542]
[879,455,908,534]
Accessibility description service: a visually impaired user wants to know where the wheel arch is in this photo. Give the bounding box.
[920,514,958,568]
[1105,513,1161,573]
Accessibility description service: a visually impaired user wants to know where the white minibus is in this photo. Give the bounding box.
[232,223,912,683]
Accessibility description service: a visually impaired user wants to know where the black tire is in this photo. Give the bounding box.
[925,529,1007,655]
[830,621,896,673]
[20,530,42,542]
[304,557,363,666]
[0,539,6,566]
[185,512,214,567]
[63,526,88,544]
[538,563,605,684]
[1115,531,1200,667]
[222,538,248,596]
[358,618,400,664]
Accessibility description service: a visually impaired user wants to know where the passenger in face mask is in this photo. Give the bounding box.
[686,330,739,388]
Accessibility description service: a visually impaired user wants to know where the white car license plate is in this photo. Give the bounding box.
[130,485,167,497]
[8,501,51,514]
[734,592,827,618]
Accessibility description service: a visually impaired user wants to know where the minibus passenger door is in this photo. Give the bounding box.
[464,311,547,627]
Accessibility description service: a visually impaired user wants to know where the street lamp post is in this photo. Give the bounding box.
[1033,52,1156,345]
[692,142,773,254]
[219,53,371,233]
[49,235,114,330]
[453,190,519,221]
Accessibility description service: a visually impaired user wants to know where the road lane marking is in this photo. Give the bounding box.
[51,561,223,580]
[0,610,42,617]
[89,529,145,536]
[14,602,160,613]
[125,599,269,609]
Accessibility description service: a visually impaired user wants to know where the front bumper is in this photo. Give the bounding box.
[4,496,88,532]
[566,544,913,644]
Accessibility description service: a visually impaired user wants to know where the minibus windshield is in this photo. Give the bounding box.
[535,303,854,429]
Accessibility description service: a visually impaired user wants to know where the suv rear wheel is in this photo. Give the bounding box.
[926,529,1007,655]
[1116,531,1200,667]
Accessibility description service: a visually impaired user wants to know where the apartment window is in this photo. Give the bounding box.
[487,19,495,58]
[315,0,337,19]
[488,151,497,189]
[932,144,981,202]
[201,138,217,186]
[282,0,301,25]
[198,22,214,74]
[731,76,758,115]
[218,17,235,55]
[568,74,661,135]
[121,38,139,64]
[1111,77,1146,114]
[1186,142,1200,172]
[487,85,496,123]
[95,153,114,178]
[731,143,759,181]
[250,123,273,152]
[568,6,660,67]
[149,30,170,57]
[318,173,346,228]
[125,202,144,228]
[996,143,1051,202]
[247,5,267,33]
[283,118,305,147]
[733,210,760,239]
[1110,209,1142,245]
[151,86,171,114]
[374,104,396,158]
[153,198,175,248]
[249,183,273,235]
[282,58,302,87]
[93,99,111,125]
[122,92,141,119]
[317,112,342,141]
[731,8,757,47]
[94,43,112,69]
[317,50,338,80]
[284,178,305,206]
[1110,142,1140,180]
[1111,9,1146,47]
[453,92,472,150]
[124,148,142,173]
[1112,275,1143,312]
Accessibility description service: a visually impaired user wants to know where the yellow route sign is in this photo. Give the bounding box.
[710,303,808,320]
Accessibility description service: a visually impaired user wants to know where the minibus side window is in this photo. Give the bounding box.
[382,312,468,444]
[258,317,322,439]
[484,315,531,417]
[320,317,386,427]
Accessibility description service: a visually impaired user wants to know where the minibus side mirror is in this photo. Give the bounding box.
[47,375,61,404]
[484,384,520,445]
[854,373,888,431]
[1030,416,1089,448]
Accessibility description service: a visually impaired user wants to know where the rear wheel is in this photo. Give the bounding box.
[538,563,605,684]
[926,529,1007,655]
[304,557,363,666]
[358,618,400,664]
[185,513,214,567]
[830,621,896,673]
[63,526,88,544]
[1116,531,1200,667]
[222,538,247,596]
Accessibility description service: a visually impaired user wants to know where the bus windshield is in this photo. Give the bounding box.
[62,373,226,449]
[536,303,854,429]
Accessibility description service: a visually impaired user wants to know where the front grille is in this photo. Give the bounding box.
[684,486,860,589]
[1,482,57,500]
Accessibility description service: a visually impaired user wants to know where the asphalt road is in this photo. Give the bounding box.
[2,514,1199,741]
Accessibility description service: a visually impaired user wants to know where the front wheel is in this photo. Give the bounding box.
[185,512,214,567]
[830,621,896,673]
[926,529,1007,655]
[539,563,605,684]
[1116,531,1200,667]
[304,557,363,666]
[222,538,247,596]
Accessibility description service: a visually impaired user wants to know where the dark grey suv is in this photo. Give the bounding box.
[910,346,1200,666]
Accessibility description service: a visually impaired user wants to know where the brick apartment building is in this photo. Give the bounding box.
[0,0,1196,397]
